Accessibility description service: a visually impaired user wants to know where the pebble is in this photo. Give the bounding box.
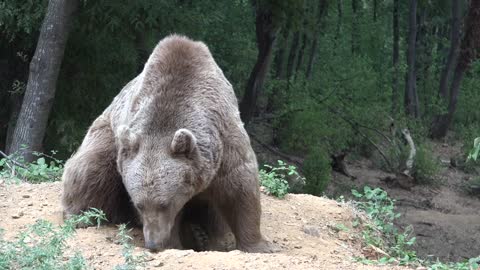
[22,194,30,198]
[27,202,33,206]
[12,212,24,219]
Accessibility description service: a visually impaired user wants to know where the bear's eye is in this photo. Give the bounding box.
[136,203,145,211]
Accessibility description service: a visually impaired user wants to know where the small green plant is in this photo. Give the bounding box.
[0,149,64,183]
[115,224,145,270]
[428,257,480,270]
[259,160,303,198]
[467,137,480,162]
[352,186,417,265]
[413,145,440,185]
[0,208,106,269]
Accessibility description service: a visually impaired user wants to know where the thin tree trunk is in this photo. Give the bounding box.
[335,0,343,41]
[404,0,419,118]
[286,32,300,79]
[239,5,278,124]
[373,0,377,22]
[274,29,289,79]
[8,0,79,161]
[351,0,359,55]
[306,0,328,79]
[294,32,308,77]
[438,0,461,101]
[392,0,399,114]
[431,0,480,138]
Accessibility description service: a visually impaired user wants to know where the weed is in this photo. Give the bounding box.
[0,149,64,183]
[0,208,106,269]
[352,186,417,265]
[259,160,303,198]
[114,224,146,270]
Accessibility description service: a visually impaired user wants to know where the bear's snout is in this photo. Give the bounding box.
[143,219,173,252]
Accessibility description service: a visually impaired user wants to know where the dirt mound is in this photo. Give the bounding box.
[0,181,407,269]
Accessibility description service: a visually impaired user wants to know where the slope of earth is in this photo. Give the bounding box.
[0,181,409,270]
[327,141,480,262]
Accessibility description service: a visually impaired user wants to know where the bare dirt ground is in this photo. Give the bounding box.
[327,141,480,262]
[0,181,410,270]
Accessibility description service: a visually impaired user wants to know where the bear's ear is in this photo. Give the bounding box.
[171,129,197,157]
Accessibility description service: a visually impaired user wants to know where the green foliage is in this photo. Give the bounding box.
[0,150,64,183]
[0,208,106,270]
[352,186,417,265]
[303,148,331,196]
[259,160,302,198]
[114,224,145,270]
[413,144,440,185]
[428,257,480,270]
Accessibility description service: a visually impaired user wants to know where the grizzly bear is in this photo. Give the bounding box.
[61,34,274,253]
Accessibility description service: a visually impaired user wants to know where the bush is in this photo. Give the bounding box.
[303,149,331,196]
[413,145,440,185]
[259,160,302,198]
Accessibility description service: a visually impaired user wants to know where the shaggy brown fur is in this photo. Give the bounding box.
[62,34,274,253]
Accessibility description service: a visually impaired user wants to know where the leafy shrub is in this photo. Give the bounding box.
[303,149,331,196]
[0,208,106,270]
[0,150,64,183]
[259,160,301,198]
[413,145,440,185]
[352,186,417,265]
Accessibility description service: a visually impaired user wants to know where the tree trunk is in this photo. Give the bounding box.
[335,0,343,41]
[286,31,300,79]
[351,0,359,55]
[373,0,377,22]
[404,0,419,118]
[392,0,399,114]
[8,0,79,161]
[294,32,308,77]
[306,0,328,79]
[274,29,289,79]
[239,5,278,125]
[431,0,480,138]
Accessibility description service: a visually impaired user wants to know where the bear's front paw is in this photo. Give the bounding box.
[239,239,280,253]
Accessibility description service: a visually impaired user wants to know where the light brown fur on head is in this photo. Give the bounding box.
[62,34,275,253]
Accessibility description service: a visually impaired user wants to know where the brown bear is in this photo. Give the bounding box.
[61,34,274,253]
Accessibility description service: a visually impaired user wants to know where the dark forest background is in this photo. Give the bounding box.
[1,0,479,195]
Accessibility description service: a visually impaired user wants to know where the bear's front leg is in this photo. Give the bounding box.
[62,116,136,225]
[216,168,277,253]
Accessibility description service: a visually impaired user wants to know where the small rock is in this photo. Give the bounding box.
[27,202,33,206]
[294,245,302,249]
[22,194,30,198]
[12,212,24,219]
[302,225,320,237]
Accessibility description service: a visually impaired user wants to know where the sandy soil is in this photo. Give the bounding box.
[0,181,409,270]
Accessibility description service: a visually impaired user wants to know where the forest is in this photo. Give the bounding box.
[1,0,480,269]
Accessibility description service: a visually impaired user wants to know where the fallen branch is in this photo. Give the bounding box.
[248,132,304,168]
[401,129,416,176]
[0,150,27,169]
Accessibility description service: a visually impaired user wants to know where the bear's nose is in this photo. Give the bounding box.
[145,240,161,252]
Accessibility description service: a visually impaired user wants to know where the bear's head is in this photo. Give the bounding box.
[116,125,204,251]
